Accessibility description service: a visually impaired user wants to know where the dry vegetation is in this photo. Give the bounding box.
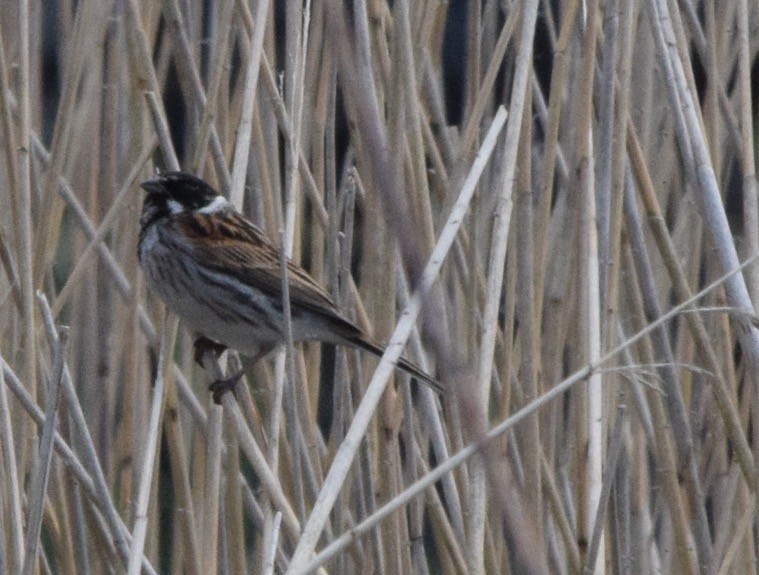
[1,0,759,573]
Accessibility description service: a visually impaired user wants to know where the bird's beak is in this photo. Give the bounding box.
[139,178,164,195]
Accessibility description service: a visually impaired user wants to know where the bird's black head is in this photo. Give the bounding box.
[139,172,229,228]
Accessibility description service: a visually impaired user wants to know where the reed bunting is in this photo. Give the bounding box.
[138,172,439,398]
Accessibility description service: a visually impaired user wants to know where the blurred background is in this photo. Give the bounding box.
[1,0,759,573]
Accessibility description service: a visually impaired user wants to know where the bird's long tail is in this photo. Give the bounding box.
[346,335,442,393]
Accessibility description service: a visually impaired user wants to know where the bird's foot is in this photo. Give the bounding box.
[194,336,228,367]
[209,369,244,405]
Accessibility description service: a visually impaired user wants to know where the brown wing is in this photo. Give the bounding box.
[173,210,441,391]
[174,210,343,320]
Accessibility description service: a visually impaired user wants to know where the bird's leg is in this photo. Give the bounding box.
[205,342,274,404]
[209,370,245,404]
[193,336,227,367]
[194,336,237,404]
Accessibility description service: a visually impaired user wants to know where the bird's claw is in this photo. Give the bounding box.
[193,336,228,367]
[209,369,244,404]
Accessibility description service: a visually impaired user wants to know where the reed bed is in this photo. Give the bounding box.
[1,0,758,573]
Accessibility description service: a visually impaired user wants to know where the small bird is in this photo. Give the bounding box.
[138,171,438,399]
